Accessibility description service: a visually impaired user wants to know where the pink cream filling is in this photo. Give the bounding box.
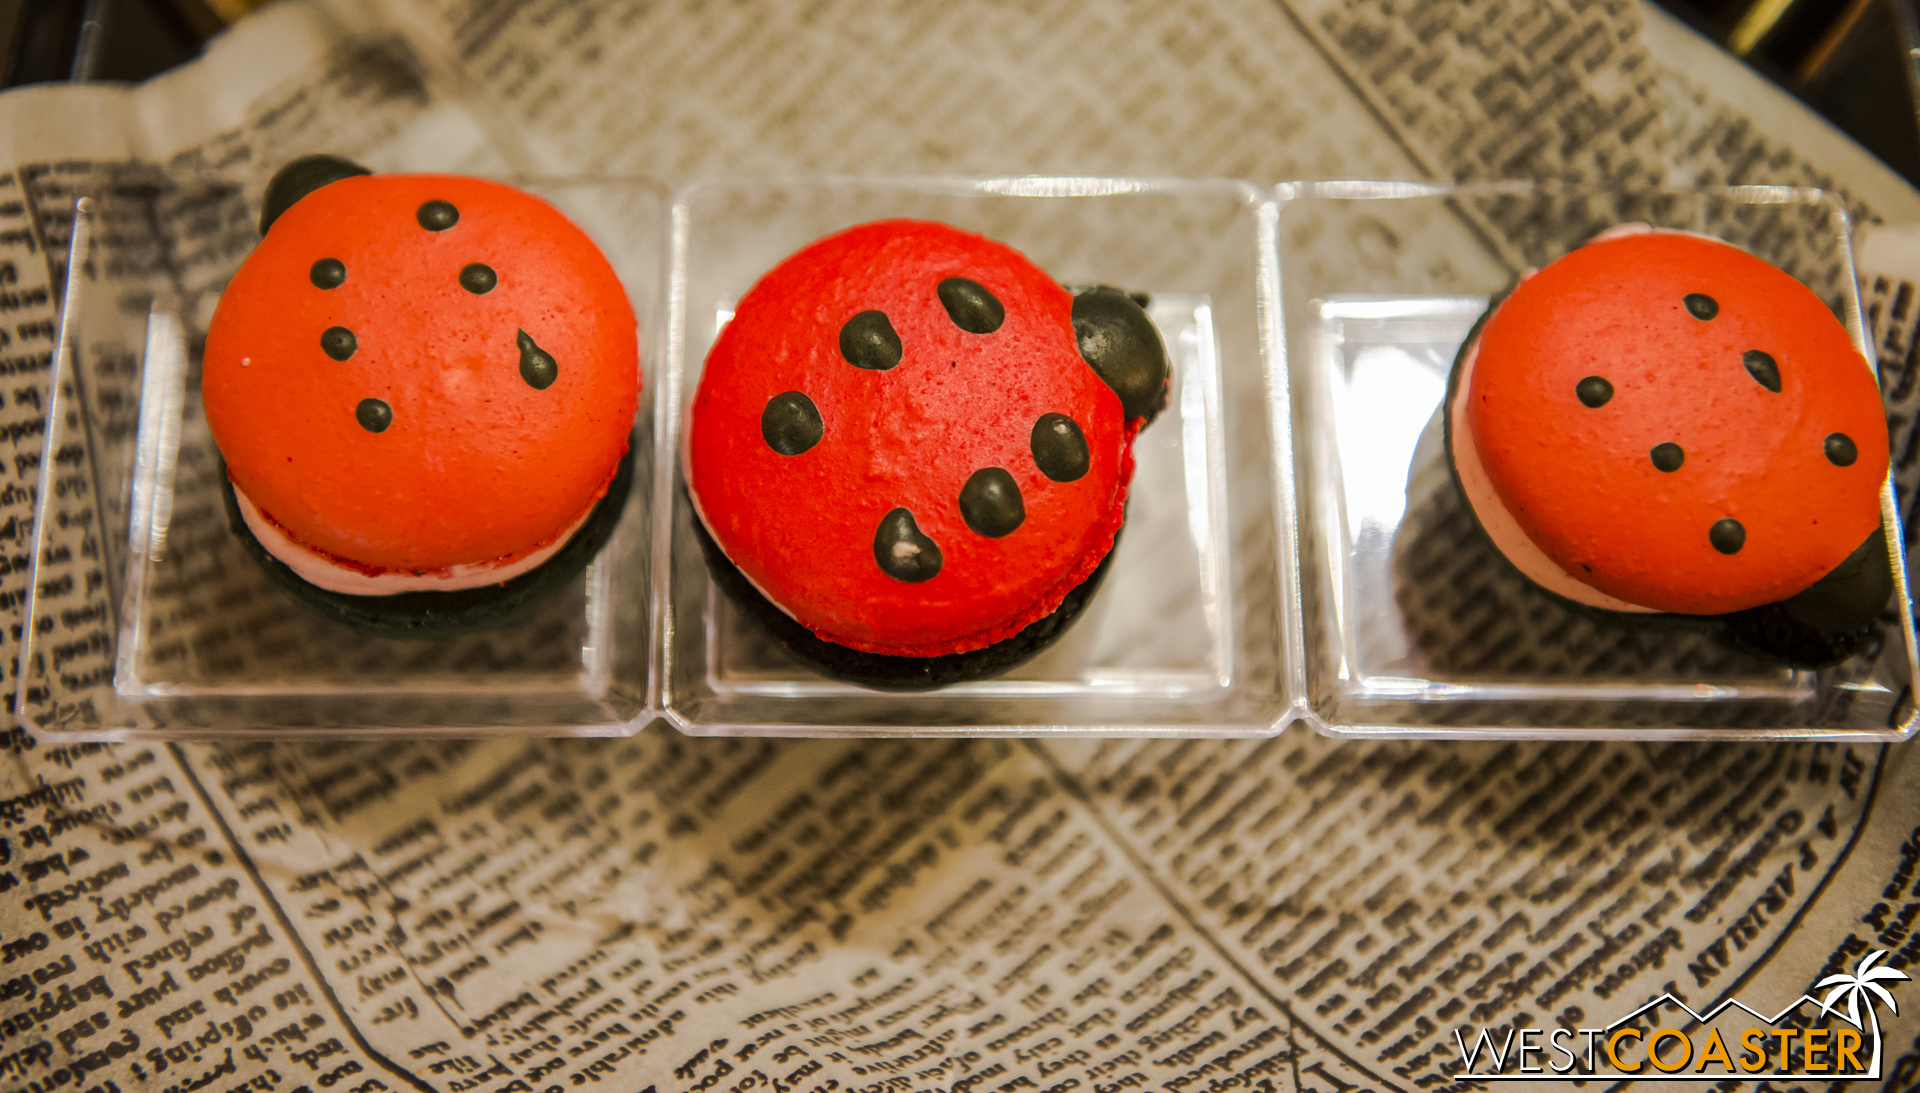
[1451,328,1657,614]
[235,485,593,596]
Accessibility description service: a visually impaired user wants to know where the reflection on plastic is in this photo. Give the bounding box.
[1312,295,1820,704]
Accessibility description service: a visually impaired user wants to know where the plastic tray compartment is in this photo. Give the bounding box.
[1279,181,1918,740]
[656,177,1298,735]
[19,176,667,738]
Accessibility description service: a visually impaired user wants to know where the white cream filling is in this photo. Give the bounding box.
[1451,329,1657,614]
[235,484,593,596]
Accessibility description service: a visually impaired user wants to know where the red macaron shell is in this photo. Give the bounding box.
[203,175,639,573]
[1467,231,1888,615]
[687,220,1132,656]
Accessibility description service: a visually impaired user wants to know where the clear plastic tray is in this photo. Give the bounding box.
[18,176,667,739]
[31,175,1904,742]
[655,177,1298,735]
[1278,181,1919,740]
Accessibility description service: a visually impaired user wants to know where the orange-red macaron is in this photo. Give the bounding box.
[204,162,638,592]
[1449,227,1890,654]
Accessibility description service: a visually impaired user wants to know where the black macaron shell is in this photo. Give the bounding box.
[693,510,1119,691]
[223,441,635,637]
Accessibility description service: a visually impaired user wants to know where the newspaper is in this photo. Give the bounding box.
[0,0,1917,1091]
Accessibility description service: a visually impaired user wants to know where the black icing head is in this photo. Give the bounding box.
[1071,285,1169,421]
[260,155,371,235]
[1780,527,1892,634]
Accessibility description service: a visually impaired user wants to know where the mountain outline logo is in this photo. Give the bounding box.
[1452,950,1910,1081]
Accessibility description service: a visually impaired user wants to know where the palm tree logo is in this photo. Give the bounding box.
[1815,949,1911,1077]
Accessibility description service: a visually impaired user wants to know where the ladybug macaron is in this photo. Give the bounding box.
[202,156,640,635]
[686,220,1169,689]
[1447,227,1893,665]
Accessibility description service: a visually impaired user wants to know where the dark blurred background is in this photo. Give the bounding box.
[1659,0,1920,185]
[1,0,1918,188]
[0,0,234,86]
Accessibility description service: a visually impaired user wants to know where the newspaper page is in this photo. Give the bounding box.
[0,1,1916,1091]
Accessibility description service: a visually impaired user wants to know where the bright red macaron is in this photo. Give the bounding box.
[687,219,1167,680]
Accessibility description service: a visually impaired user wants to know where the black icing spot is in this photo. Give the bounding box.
[1575,376,1613,408]
[1651,442,1685,473]
[762,392,823,456]
[1031,414,1090,482]
[321,326,357,361]
[260,155,369,235]
[460,263,497,294]
[1826,433,1859,467]
[1684,293,1718,320]
[1743,349,1782,393]
[1073,285,1169,421]
[417,201,459,231]
[517,329,558,390]
[959,468,1025,538]
[310,258,346,290]
[840,310,903,371]
[356,398,392,433]
[874,508,942,583]
[938,278,1004,334]
[1710,518,1746,555]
